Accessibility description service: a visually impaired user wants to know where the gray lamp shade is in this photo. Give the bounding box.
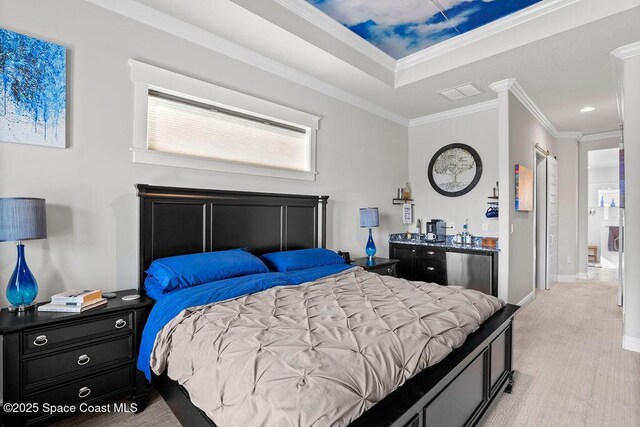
[0,198,47,242]
[359,207,379,228]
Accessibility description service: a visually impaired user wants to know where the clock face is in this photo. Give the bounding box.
[428,143,482,197]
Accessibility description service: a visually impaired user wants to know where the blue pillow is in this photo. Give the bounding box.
[145,249,269,293]
[144,276,166,301]
[260,248,345,272]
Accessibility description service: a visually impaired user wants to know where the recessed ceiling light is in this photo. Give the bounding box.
[581,106,595,113]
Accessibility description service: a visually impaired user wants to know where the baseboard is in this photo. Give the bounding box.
[577,272,590,280]
[516,291,536,308]
[622,335,640,352]
[557,275,577,282]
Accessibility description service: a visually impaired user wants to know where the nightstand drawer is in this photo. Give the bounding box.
[368,264,396,276]
[24,335,133,389]
[25,365,132,423]
[24,312,133,353]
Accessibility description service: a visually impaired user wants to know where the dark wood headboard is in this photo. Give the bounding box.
[136,184,328,294]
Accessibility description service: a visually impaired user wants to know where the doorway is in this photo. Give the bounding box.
[587,148,620,283]
[534,147,558,290]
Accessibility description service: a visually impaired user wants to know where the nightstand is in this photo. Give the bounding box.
[0,290,152,426]
[351,257,399,277]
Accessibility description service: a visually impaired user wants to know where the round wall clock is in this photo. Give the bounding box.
[427,143,482,197]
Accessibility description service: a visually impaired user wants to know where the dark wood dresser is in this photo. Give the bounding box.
[0,290,151,426]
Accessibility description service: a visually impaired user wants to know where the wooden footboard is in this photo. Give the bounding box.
[350,303,519,427]
[154,304,519,427]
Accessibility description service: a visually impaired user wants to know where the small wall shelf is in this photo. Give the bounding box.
[392,198,414,205]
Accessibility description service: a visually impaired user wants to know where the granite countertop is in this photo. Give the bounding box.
[389,233,499,252]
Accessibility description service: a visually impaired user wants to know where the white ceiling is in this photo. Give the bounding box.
[116,0,640,134]
[589,148,619,169]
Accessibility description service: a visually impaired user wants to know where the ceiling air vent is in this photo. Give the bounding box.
[438,82,483,101]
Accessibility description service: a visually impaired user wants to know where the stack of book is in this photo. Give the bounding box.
[38,290,106,313]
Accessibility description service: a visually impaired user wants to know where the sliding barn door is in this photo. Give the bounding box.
[546,157,559,288]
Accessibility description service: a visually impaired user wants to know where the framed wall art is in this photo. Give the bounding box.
[427,143,482,197]
[515,164,533,211]
[0,28,66,148]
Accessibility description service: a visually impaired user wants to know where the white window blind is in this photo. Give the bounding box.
[147,92,310,172]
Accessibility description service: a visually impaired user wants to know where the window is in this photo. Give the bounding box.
[129,60,319,181]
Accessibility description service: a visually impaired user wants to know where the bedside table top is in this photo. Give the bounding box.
[0,289,152,334]
[350,257,399,269]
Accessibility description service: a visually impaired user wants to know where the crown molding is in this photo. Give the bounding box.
[579,130,622,142]
[409,99,498,127]
[84,0,410,126]
[270,0,396,71]
[609,42,640,121]
[556,131,583,140]
[611,41,640,60]
[488,79,516,93]
[396,0,580,72]
[490,78,582,140]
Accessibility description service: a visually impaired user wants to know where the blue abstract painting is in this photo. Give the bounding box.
[0,28,66,147]
[306,0,542,59]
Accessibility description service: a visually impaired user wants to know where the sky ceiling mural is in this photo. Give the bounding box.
[306,0,543,59]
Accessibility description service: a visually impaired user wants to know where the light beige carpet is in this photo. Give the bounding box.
[482,280,640,427]
[54,280,639,427]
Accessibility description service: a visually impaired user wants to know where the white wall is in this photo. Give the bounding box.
[506,92,558,304]
[0,0,408,305]
[620,50,640,349]
[556,138,579,278]
[408,108,499,237]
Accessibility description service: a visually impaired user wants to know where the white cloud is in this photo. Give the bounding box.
[311,0,482,58]
[412,6,478,36]
[316,0,474,27]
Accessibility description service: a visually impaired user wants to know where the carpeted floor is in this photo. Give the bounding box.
[482,279,639,427]
[53,279,639,427]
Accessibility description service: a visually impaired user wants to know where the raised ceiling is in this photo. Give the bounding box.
[304,0,542,59]
[90,0,640,135]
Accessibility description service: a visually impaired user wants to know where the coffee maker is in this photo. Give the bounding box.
[426,219,446,242]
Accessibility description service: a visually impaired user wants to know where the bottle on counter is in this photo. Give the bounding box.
[462,219,472,245]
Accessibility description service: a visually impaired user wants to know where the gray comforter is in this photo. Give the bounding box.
[150,267,504,427]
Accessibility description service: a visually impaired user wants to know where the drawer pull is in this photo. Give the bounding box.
[115,319,127,329]
[33,335,48,346]
[78,387,91,398]
[426,267,435,271]
[427,251,435,255]
[387,267,393,274]
[77,354,91,366]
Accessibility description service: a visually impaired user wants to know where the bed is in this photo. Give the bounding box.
[135,184,519,427]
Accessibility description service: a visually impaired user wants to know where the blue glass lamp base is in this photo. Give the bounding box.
[7,303,37,312]
[365,228,377,260]
[6,243,39,313]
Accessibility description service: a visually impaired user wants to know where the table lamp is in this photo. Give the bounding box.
[359,207,379,261]
[0,198,47,312]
